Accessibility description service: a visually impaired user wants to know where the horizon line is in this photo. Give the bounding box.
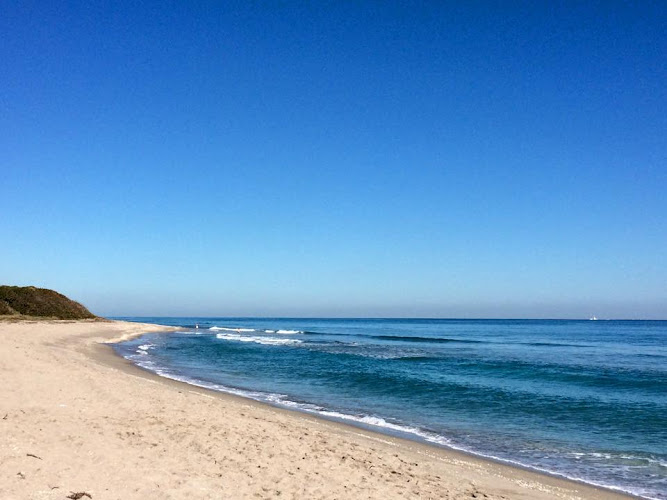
[108,315,667,322]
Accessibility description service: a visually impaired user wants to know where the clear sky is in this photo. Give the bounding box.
[2,1,665,318]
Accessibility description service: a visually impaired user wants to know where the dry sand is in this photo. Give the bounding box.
[0,320,632,499]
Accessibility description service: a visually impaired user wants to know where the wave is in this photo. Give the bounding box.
[301,330,485,344]
[523,342,591,348]
[262,329,302,334]
[370,335,484,344]
[393,355,443,362]
[136,343,155,355]
[208,326,303,335]
[301,331,592,349]
[373,336,588,348]
[215,333,302,346]
[636,353,667,359]
[209,326,256,332]
[567,451,667,468]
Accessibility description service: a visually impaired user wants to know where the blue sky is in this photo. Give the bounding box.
[2,1,665,318]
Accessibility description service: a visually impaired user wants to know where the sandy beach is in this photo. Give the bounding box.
[0,320,632,499]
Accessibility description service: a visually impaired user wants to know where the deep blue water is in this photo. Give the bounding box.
[113,318,667,499]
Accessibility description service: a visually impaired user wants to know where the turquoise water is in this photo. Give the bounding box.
[114,318,667,499]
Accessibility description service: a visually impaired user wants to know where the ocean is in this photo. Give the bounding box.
[112,318,666,499]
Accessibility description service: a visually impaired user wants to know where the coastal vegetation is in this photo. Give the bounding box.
[0,285,96,320]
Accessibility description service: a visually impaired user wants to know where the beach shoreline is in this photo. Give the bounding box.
[1,319,635,499]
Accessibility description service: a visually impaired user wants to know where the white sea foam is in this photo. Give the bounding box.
[209,326,256,332]
[215,333,302,346]
[136,344,155,355]
[207,326,300,334]
[321,411,438,437]
[568,452,667,468]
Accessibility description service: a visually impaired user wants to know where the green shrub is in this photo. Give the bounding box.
[0,285,96,319]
